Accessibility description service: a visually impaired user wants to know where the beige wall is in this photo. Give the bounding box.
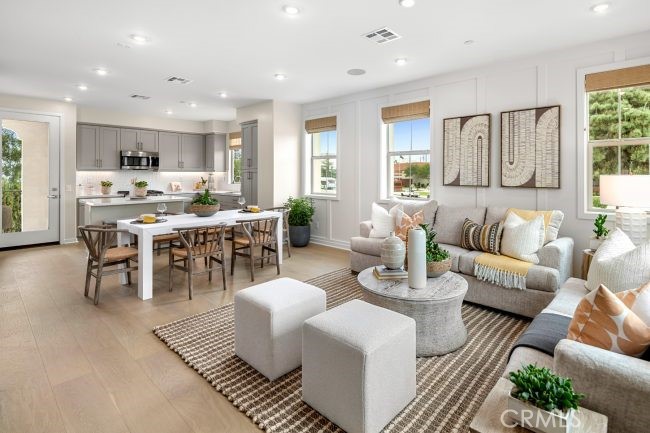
[3,119,49,231]
[272,101,301,206]
[0,93,77,243]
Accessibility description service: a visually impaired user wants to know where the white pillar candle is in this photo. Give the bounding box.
[407,227,427,289]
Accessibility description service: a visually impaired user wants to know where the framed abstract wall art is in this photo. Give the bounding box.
[500,105,560,188]
[443,113,490,187]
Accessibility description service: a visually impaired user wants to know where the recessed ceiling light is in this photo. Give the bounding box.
[63,97,73,102]
[274,73,287,81]
[218,91,227,98]
[395,58,407,66]
[129,34,151,44]
[282,5,300,15]
[165,109,173,115]
[591,3,610,13]
[464,40,475,45]
[93,67,108,76]
[347,68,366,76]
[77,84,88,91]
[189,102,197,108]
[399,0,415,7]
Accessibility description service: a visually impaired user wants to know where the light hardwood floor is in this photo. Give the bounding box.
[0,241,349,433]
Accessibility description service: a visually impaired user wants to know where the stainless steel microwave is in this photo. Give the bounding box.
[120,150,159,171]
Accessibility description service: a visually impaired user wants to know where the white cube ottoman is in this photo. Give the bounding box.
[234,277,326,381]
[302,299,416,433]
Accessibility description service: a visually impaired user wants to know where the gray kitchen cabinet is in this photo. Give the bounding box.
[205,133,227,172]
[214,194,240,210]
[120,128,158,152]
[77,124,99,170]
[241,121,258,170]
[98,127,120,169]
[241,170,258,206]
[158,132,181,170]
[180,134,206,171]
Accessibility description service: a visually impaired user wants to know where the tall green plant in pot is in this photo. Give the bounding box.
[284,196,315,247]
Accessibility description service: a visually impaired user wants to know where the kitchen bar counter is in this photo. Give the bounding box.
[80,195,191,207]
[81,196,190,225]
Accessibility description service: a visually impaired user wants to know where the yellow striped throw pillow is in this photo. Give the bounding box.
[460,218,503,254]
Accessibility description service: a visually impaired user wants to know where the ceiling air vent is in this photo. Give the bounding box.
[166,76,193,85]
[130,94,151,100]
[362,27,401,44]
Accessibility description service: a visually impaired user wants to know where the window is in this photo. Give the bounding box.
[586,65,650,210]
[382,101,431,199]
[306,116,337,195]
[228,132,242,184]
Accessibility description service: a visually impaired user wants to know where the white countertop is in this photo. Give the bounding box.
[76,193,124,199]
[81,195,192,207]
[166,190,241,196]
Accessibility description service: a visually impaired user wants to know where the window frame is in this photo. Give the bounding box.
[576,57,650,220]
[228,147,241,185]
[303,113,339,200]
[383,116,432,201]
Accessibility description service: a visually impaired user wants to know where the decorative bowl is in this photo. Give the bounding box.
[189,203,220,217]
[426,258,452,278]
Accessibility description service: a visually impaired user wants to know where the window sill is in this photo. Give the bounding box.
[306,193,339,201]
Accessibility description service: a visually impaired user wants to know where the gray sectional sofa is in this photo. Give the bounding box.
[350,201,574,318]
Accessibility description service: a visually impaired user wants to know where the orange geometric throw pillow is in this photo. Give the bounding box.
[567,284,650,357]
[394,209,424,241]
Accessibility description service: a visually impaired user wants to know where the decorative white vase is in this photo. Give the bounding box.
[589,237,604,251]
[407,227,426,289]
[381,232,406,270]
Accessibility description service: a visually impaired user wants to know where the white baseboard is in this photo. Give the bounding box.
[310,236,350,250]
[61,238,78,245]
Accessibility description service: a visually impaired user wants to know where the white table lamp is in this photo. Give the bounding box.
[600,175,650,245]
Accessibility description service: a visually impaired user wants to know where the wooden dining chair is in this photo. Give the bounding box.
[169,223,227,299]
[78,225,139,305]
[265,206,291,259]
[152,213,183,256]
[231,217,280,282]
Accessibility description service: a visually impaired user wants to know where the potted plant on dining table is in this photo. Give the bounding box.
[420,223,451,278]
[189,189,220,217]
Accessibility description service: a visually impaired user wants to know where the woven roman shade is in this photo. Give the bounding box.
[381,100,430,124]
[585,64,650,92]
[229,131,242,149]
[305,116,337,134]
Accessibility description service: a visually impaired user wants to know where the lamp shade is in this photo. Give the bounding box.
[600,175,650,208]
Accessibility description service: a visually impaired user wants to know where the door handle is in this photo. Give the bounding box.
[47,195,58,199]
[247,158,251,167]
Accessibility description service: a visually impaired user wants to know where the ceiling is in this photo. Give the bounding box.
[0,0,648,121]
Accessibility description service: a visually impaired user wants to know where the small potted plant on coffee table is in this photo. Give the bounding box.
[284,196,315,247]
[189,189,220,217]
[421,223,451,278]
[508,364,585,433]
[133,180,148,197]
[100,180,113,195]
[589,213,609,250]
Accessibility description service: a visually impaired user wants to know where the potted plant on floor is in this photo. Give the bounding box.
[189,189,220,217]
[284,196,315,247]
[508,364,585,433]
[100,180,113,195]
[133,180,148,197]
[420,224,451,278]
[589,213,609,250]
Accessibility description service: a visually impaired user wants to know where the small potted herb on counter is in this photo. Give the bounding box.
[133,180,148,197]
[100,180,113,195]
[508,364,585,433]
[420,223,451,278]
[284,196,315,247]
[589,213,609,250]
[189,189,220,217]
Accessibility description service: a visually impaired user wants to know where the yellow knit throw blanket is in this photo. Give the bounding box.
[474,253,533,290]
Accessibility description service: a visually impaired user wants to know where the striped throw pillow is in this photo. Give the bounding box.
[460,218,503,254]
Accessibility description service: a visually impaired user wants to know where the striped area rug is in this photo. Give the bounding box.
[154,268,529,432]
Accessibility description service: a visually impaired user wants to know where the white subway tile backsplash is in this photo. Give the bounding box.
[75,171,236,194]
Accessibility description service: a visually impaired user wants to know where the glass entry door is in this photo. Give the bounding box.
[0,111,60,248]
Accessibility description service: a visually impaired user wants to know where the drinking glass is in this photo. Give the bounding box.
[237,196,246,209]
[157,203,167,216]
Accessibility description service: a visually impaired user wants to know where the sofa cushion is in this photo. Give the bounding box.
[438,243,471,273]
[389,198,437,225]
[485,207,509,225]
[460,218,503,254]
[433,205,487,246]
[350,236,383,257]
[458,250,482,276]
[542,277,589,318]
[500,213,545,263]
[507,208,565,244]
[370,203,401,238]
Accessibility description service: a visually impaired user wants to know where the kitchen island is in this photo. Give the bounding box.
[80,196,192,226]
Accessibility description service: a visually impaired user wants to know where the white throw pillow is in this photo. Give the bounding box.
[389,198,438,225]
[500,213,545,264]
[369,203,401,238]
[586,228,650,292]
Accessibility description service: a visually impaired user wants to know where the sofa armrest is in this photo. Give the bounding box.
[537,237,573,284]
[360,220,372,238]
[554,339,650,433]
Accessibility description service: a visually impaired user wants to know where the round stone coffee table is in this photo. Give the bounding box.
[357,267,468,357]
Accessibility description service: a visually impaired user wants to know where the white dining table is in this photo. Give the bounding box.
[116,209,283,300]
